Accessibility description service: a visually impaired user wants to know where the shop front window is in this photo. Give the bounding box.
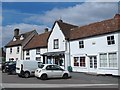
[80,57,85,67]
[74,57,79,66]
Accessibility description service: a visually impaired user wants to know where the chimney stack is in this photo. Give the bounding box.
[44,28,48,33]
[58,19,63,22]
[14,28,19,37]
[114,14,120,19]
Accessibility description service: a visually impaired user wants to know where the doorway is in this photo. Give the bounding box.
[89,56,97,73]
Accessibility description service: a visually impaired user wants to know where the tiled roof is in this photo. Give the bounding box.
[5,14,120,50]
[70,14,120,40]
[5,30,37,47]
[57,20,78,39]
[23,31,50,50]
[50,20,78,40]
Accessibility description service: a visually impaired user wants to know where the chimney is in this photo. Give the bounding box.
[14,28,19,37]
[114,14,120,19]
[58,19,63,22]
[44,28,48,33]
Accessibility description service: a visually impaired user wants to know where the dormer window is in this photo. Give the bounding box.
[13,37,16,41]
[20,35,24,40]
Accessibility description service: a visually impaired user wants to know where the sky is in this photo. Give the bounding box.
[1,1,119,47]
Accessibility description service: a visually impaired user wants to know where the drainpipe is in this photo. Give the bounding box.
[68,39,71,68]
[64,40,67,70]
[64,39,71,70]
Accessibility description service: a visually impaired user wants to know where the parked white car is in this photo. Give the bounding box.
[35,64,71,80]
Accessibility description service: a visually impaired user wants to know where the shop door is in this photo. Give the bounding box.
[89,56,97,73]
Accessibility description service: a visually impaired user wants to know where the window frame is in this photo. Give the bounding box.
[80,57,86,67]
[26,57,30,60]
[36,48,40,55]
[26,50,30,56]
[10,48,12,54]
[108,52,117,68]
[17,47,19,54]
[74,57,79,66]
[99,53,107,67]
[79,41,84,49]
[107,35,115,45]
[36,57,41,61]
[99,52,117,68]
[53,39,59,49]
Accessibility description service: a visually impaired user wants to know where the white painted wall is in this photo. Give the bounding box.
[48,23,66,52]
[70,33,119,75]
[24,48,47,62]
[6,46,22,61]
[47,22,71,70]
[71,33,118,55]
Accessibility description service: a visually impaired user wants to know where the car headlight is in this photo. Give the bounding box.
[39,70,41,73]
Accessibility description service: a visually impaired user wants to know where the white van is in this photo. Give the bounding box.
[16,60,42,78]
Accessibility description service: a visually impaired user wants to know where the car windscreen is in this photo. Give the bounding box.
[38,64,44,68]
[8,62,14,65]
[8,61,16,65]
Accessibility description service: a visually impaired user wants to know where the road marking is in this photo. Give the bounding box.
[1,83,118,88]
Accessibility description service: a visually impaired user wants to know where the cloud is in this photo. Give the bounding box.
[2,23,49,46]
[2,2,118,47]
[24,2,118,27]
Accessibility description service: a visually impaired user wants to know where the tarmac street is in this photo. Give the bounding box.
[1,71,119,88]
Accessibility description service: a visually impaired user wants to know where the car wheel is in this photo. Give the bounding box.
[7,72,11,75]
[36,77,40,79]
[2,69,5,73]
[24,72,30,78]
[41,74,48,80]
[18,74,22,77]
[63,73,68,79]
[11,70,16,75]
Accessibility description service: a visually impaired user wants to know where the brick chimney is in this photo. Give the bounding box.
[114,14,120,19]
[14,28,19,37]
[44,28,48,33]
[58,19,63,22]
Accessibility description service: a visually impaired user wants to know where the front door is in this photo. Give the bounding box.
[89,56,97,73]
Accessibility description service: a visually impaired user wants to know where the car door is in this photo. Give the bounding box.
[52,65,63,78]
[45,65,54,78]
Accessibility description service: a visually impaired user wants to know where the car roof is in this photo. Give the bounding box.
[37,64,58,69]
[43,64,57,66]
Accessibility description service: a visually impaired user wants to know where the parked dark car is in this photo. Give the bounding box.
[2,61,10,73]
[2,61,16,73]
[6,62,16,75]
